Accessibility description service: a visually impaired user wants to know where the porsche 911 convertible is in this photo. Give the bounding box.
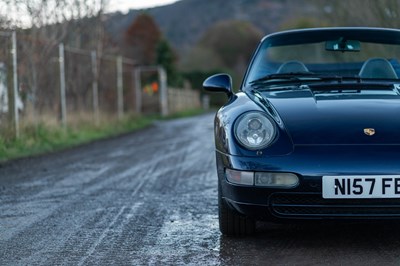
[203,27,400,236]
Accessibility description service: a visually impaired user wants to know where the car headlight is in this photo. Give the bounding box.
[234,112,276,150]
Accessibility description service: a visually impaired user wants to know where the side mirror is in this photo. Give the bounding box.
[203,73,233,97]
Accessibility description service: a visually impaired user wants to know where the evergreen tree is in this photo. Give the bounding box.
[156,39,180,86]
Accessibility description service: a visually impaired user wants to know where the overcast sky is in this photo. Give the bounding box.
[108,0,180,13]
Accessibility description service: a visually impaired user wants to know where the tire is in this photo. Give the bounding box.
[218,180,256,236]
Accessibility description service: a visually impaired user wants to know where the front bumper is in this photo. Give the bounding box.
[217,145,400,221]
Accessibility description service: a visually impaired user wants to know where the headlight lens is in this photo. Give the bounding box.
[234,112,276,150]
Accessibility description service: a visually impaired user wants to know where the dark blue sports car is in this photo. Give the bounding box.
[204,27,400,236]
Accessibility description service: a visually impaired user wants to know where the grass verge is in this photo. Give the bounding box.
[0,109,206,162]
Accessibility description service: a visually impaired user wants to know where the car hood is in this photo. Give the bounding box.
[261,86,400,145]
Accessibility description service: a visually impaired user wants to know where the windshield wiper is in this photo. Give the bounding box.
[249,73,364,87]
[248,73,400,92]
[249,72,317,84]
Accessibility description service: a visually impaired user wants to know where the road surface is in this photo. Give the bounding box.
[1,114,400,265]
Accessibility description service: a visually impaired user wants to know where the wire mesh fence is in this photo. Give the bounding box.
[19,34,60,128]
[0,31,202,139]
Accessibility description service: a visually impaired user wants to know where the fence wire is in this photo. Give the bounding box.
[0,31,201,139]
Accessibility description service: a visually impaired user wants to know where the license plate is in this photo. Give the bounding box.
[322,175,400,199]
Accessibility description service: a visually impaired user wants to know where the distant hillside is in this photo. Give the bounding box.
[105,0,322,53]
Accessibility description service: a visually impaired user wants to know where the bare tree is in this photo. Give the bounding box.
[0,0,109,122]
[315,0,400,28]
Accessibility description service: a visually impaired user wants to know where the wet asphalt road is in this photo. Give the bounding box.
[1,113,400,265]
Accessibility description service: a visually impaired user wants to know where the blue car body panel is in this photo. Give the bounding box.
[211,28,400,221]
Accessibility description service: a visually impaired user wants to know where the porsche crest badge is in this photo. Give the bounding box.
[364,128,375,136]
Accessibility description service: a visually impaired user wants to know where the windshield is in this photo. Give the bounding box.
[244,28,400,87]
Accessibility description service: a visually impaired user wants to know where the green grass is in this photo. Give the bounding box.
[0,109,206,162]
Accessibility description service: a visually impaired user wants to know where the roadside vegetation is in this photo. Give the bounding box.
[0,108,205,162]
